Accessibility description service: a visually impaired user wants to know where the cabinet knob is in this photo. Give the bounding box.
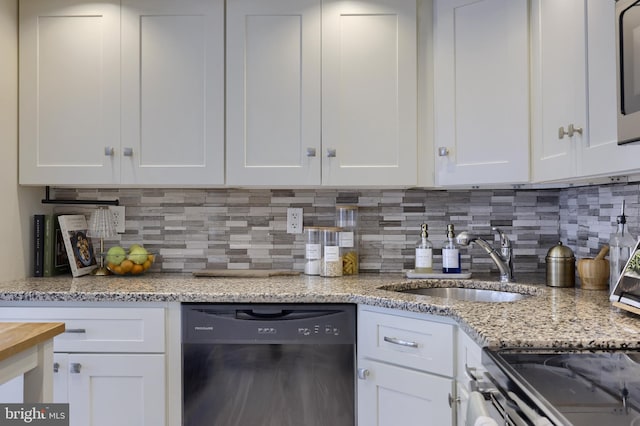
[104,147,114,156]
[70,363,81,374]
[53,362,59,373]
[123,147,134,157]
[438,147,450,156]
[306,148,317,157]
[326,148,337,158]
[559,124,583,139]
[567,124,583,137]
[448,393,460,408]
[357,368,370,380]
[558,126,568,139]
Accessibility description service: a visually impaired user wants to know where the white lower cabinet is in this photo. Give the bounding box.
[358,359,453,426]
[55,353,164,426]
[357,306,455,426]
[0,305,167,426]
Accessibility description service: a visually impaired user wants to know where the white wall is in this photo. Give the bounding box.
[0,0,44,281]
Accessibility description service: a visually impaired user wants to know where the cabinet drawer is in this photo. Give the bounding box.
[0,307,165,353]
[358,309,454,377]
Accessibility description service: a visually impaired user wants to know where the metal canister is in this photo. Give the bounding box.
[545,241,576,287]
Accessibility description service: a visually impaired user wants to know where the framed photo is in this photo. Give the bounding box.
[58,215,97,277]
[610,238,640,315]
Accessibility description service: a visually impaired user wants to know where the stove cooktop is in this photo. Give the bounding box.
[483,349,640,426]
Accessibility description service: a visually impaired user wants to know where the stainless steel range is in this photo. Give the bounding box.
[482,347,640,425]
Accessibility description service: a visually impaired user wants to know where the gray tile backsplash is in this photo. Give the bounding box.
[52,183,640,275]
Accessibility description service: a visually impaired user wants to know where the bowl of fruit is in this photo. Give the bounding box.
[105,244,156,275]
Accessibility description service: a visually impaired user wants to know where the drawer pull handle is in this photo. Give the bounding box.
[53,362,59,373]
[64,329,86,334]
[383,336,419,349]
[70,363,81,374]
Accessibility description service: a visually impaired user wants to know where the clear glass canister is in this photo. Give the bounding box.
[336,205,358,275]
[321,227,343,277]
[304,226,322,275]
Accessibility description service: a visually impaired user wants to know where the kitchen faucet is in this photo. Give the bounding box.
[455,227,514,282]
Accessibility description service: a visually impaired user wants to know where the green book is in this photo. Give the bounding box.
[43,214,70,276]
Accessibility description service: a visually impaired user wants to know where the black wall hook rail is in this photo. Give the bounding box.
[41,186,119,206]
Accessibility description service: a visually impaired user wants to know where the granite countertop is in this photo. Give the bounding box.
[0,272,639,350]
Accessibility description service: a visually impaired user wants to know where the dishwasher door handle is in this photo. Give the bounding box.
[383,336,419,348]
[235,309,338,321]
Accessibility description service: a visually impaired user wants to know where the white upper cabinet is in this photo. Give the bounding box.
[226,0,322,186]
[19,0,121,185]
[121,0,224,185]
[226,0,418,186]
[322,0,417,186]
[531,0,640,182]
[433,0,529,186]
[19,0,224,186]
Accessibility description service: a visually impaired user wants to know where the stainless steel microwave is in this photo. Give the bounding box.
[617,0,640,145]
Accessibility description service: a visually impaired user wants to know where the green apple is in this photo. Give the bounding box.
[128,245,149,265]
[106,246,126,265]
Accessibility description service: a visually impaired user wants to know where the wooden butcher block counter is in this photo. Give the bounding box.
[0,322,65,402]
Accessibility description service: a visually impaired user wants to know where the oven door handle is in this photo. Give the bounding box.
[507,392,553,426]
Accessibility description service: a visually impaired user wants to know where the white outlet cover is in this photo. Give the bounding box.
[109,206,126,233]
[287,208,303,234]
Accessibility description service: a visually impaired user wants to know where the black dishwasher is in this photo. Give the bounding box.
[182,303,356,426]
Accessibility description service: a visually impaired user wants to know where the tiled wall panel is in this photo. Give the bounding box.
[52,183,639,275]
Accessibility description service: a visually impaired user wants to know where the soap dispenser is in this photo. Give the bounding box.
[414,223,433,273]
[609,201,636,292]
[442,224,461,273]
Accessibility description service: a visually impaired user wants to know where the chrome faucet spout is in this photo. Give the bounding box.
[455,227,514,282]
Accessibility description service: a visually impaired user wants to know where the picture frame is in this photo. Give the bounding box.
[58,214,97,277]
[610,238,640,315]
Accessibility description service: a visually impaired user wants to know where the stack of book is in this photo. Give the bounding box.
[33,214,70,277]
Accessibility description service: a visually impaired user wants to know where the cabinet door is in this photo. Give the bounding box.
[226,0,322,185]
[67,354,164,426]
[579,0,640,176]
[322,0,417,186]
[19,0,120,185]
[121,0,224,185]
[434,0,529,186]
[358,359,453,426]
[531,0,586,181]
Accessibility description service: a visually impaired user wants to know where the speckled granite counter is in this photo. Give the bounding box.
[0,272,638,350]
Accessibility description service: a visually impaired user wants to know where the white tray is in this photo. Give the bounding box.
[405,270,472,279]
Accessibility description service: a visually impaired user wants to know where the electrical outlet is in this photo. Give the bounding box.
[109,206,126,234]
[287,208,303,234]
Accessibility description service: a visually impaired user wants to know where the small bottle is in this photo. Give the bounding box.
[414,223,433,273]
[442,224,461,274]
[609,201,636,292]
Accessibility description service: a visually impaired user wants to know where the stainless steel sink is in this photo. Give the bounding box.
[396,287,529,303]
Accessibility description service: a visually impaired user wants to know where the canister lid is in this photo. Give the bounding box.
[546,241,575,259]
